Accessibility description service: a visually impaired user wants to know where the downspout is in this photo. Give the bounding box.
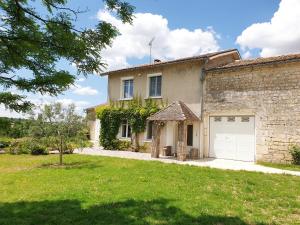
[199,58,209,159]
[200,57,209,120]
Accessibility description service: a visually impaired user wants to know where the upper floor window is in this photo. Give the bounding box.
[122,79,133,99]
[149,75,161,97]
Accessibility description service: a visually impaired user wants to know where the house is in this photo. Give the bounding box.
[89,49,300,163]
[86,103,106,146]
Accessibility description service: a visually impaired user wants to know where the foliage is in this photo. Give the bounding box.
[97,107,122,149]
[0,154,300,224]
[0,117,34,138]
[0,0,134,112]
[29,102,90,164]
[0,136,13,150]
[8,137,48,155]
[116,140,132,151]
[97,98,161,150]
[290,145,300,165]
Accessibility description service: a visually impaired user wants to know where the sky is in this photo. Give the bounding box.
[2,0,300,117]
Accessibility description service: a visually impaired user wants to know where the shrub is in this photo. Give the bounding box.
[0,137,13,149]
[290,145,300,165]
[8,138,48,155]
[30,143,48,155]
[117,140,132,151]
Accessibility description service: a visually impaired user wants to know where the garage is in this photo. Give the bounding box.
[209,116,255,161]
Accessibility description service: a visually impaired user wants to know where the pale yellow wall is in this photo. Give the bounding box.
[108,61,204,117]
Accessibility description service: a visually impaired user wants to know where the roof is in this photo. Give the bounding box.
[85,103,107,111]
[148,101,199,121]
[101,49,240,76]
[207,53,300,71]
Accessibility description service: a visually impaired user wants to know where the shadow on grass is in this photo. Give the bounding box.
[39,161,103,170]
[0,198,264,225]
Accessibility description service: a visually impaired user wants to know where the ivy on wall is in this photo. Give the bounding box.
[96,97,165,150]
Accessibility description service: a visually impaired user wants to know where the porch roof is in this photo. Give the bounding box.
[147,101,199,121]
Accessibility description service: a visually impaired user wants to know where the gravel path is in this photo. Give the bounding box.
[74,148,300,176]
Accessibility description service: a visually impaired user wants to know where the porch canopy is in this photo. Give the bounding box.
[148,101,199,160]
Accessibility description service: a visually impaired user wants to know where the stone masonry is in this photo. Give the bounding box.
[204,62,300,163]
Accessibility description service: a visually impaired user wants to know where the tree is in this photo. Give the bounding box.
[32,103,88,165]
[0,0,134,112]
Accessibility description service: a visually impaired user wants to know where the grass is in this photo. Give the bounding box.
[0,154,299,225]
[258,162,300,172]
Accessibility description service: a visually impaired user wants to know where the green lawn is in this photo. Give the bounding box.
[258,162,300,172]
[0,155,299,225]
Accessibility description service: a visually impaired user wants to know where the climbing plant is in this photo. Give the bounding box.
[97,97,165,150]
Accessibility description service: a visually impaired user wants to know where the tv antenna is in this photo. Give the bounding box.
[148,37,155,64]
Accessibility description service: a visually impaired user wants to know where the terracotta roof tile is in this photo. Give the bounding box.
[148,101,199,121]
[101,49,239,75]
[207,53,300,71]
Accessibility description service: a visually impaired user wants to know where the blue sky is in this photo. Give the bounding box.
[3,0,300,117]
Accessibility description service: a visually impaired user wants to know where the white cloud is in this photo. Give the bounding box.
[71,84,98,96]
[0,96,90,118]
[236,0,300,57]
[97,10,220,70]
[0,104,27,118]
[242,51,252,59]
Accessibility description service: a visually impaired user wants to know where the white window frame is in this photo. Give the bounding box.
[146,73,162,99]
[120,76,134,100]
[120,120,131,139]
[144,120,153,141]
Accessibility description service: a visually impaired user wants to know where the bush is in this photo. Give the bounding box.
[9,138,48,155]
[0,137,13,149]
[9,138,31,154]
[116,140,132,151]
[290,145,300,165]
[30,143,48,155]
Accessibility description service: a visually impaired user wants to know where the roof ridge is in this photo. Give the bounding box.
[101,49,240,76]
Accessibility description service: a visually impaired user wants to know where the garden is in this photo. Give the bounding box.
[0,103,92,164]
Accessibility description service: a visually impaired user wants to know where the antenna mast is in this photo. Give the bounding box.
[148,37,155,64]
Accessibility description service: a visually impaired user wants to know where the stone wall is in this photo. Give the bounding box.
[204,62,300,163]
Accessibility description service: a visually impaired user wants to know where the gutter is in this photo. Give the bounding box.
[206,57,300,72]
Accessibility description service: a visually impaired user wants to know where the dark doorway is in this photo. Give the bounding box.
[187,124,193,146]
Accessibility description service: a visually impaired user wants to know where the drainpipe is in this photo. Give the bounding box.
[199,58,209,159]
[200,58,209,120]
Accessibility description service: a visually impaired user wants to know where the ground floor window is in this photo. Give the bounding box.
[146,121,153,139]
[121,120,131,138]
[187,124,193,146]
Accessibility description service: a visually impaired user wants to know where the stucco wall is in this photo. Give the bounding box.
[204,62,300,163]
[108,61,203,117]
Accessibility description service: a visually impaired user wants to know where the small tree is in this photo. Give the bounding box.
[32,103,88,165]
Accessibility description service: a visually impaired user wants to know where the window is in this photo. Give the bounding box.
[227,116,235,122]
[121,120,131,138]
[214,117,222,122]
[187,125,193,146]
[123,79,133,99]
[149,75,161,97]
[241,116,250,122]
[146,121,153,139]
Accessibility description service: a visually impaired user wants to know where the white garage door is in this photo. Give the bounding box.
[209,116,255,161]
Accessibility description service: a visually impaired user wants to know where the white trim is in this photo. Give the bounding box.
[120,120,132,139]
[147,73,162,78]
[120,76,134,100]
[119,97,133,101]
[147,73,162,98]
[121,76,134,80]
